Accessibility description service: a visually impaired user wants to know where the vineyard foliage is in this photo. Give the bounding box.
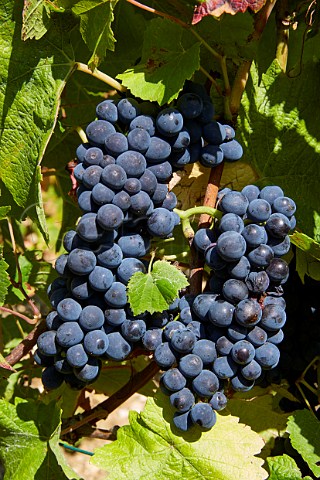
[0,0,320,479]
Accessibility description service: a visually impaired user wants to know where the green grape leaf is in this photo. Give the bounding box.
[287,409,320,478]
[227,386,289,458]
[127,260,189,315]
[238,60,320,242]
[117,18,201,105]
[0,353,16,379]
[72,0,118,70]
[0,256,10,306]
[290,232,320,261]
[101,1,146,78]
[295,249,320,283]
[0,0,74,236]
[0,398,80,480]
[0,206,11,219]
[21,0,52,40]
[267,454,303,480]
[92,392,267,480]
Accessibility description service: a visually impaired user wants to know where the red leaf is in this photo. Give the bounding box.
[192,0,267,24]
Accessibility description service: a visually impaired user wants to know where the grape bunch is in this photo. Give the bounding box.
[152,185,296,431]
[34,81,296,433]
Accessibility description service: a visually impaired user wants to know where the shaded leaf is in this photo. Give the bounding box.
[21,0,52,40]
[71,0,119,70]
[0,256,10,306]
[287,409,320,478]
[117,18,201,105]
[92,392,267,480]
[290,232,320,261]
[295,249,320,283]
[127,260,189,315]
[238,60,320,241]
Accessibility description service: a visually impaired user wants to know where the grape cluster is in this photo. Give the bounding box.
[154,185,295,431]
[34,82,296,433]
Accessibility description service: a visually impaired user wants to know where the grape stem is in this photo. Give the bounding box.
[5,321,47,366]
[0,306,37,325]
[6,217,41,319]
[174,206,223,221]
[60,360,160,436]
[75,62,127,93]
[174,206,222,241]
[75,126,88,144]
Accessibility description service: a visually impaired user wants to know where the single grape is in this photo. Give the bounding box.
[91,183,115,206]
[145,136,171,162]
[116,150,146,178]
[147,208,175,238]
[56,322,84,348]
[227,323,248,342]
[222,279,249,304]
[121,319,146,342]
[200,145,224,167]
[246,326,267,346]
[231,374,255,392]
[74,357,101,382]
[173,411,193,432]
[208,299,235,327]
[76,213,103,243]
[79,305,105,331]
[71,277,92,300]
[154,342,177,369]
[129,115,155,136]
[117,98,140,124]
[202,121,226,144]
[177,93,203,119]
[96,99,118,123]
[260,304,286,331]
[67,248,97,276]
[147,162,172,183]
[170,388,195,412]
[231,340,255,365]
[37,331,59,357]
[247,244,274,267]
[84,147,104,166]
[192,370,219,397]
[241,185,260,202]
[66,344,88,368]
[130,191,152,216]
[142,329,163,351]
[190,403,217,429]
[220,191,249,216]
[192,339,217,365]
[259,186,284,205]
[216,336,233,356]
[156,108,183,136]
[117,258,146,285]
[101,164,127,190]
[162,368,187,392]
[42,366,64,390]
[163,321,185,340]
[104,282,127,308]
[255,342,280,369]
[220,140,243,162]
[105,132,128,157]
[245,271,270,294]
[86,120,116,146]
[247,199,272,222]
[105,332,132,360]
[170,328,197,354]
[216,231,247,262]
[267,329,284,345]
[266,258,289,283]
[83,330,109,356]
[213,356,238,379]
[179,354,203,378]
[266,213,291,238]
[219,213,244,233]
[97,204,124,230]
[241,359,262,380]
[242,224,268,248]
[227,256,251,280]
[82,165,103,189]
[139,170,158,196]
[209,392,228,411]
[96,243,123,269]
